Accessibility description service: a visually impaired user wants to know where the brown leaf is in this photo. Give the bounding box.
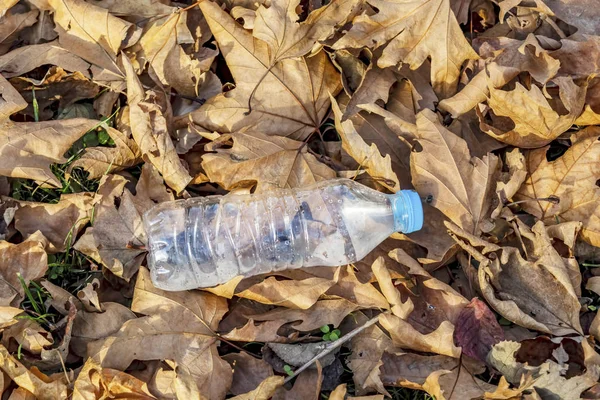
[332,96,400,192]
[453,297,505,362]
[202,131,336,192]
[190,0,342,140]
[515,127,600,246]
[86,0,176,17]
[448,220,583,335]
[411,109,499,234]
[273,361,322,400]
[371,256,413,318]
[48,0,135,75]
[0,235,47,306]
[539,0,600,35]
[0,344,68,400]
[0,306,23,330]
[236,276,336,309]
[478,77,586,148]
[72,357,157,400]
[14,192,94,253]
[230,376,285,400]
[0,8,39,52]
[222,352,274,396]
[88,267,232,400]
[332,0,478,97]
[123,56,192,193]
[487,341,600,399]
[221,319,290,343]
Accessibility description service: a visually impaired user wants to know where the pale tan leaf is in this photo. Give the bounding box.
[0,73,27,120]
[478,77,586,148]
[230,376,284,400]
[515,127,600,246]
[72,357,156,400]
[221,319,290,343]
[202,131,336,192]
[86,0,176,17]
[333,0,478,97]
[0,344,67,400]
[0,236,47,307]
[123,56,191,193]
[0,306,22,330]
[69,125,143,179]
[0,0,19,16]
[332,96,400,191]
[14,193,94,253]
[411,109,499,234]
[48,0,135,74]
[253,0,360,62]
[190,0,342,140]
[371,256,413,318]
[1,318,52,353]
[88,267,232,400]
[236,276,335,309]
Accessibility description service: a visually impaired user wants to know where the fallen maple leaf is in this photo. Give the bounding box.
[515,127,600,246]
[332,0,478,97]
[201,131,336,192]
[189,0,342,140]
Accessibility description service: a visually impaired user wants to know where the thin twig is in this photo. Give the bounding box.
[283,312,385,384]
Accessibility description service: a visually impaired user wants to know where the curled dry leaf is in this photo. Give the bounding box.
[202,131,336,192]
[331,96,400,192]
[190,0,342,140]
[411,109,499,235]
[236,276,336,309]
[123,55,192,193]
[515,127,600,246]
[0,8,39,50]
[72,357,157,400]
[88,267,232,400]
[448,221,583,336]
[478,77,586,148]
[0,306,22,330]
[332,0,478,97]
[487,340,600,400]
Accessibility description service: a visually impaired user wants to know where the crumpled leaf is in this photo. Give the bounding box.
[487,341,600,400]
[0,234,47,307]
[411,109,499,234]
[477,77,586,148]
[223,352,274,396]
[0,306,23,330]
[190,0,342,140]
[14,192,94,253]
[332,96,400,192]
[448,220,583,336]
[88,267,232,400]
[123,56,191,193]
[332,0,478,97]
[0,8,39,50]
[202,131,336,192]
[0,344,68,400]
[515,127,600,246]
[72,357,157,400]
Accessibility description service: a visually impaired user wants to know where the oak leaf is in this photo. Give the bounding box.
[236,276,336,309]
[332,0,478,97]
[0,8,38,50]
[190,0,342,140]
[223,352,274,396]
[201,131,336,192]
[515,127,600,246]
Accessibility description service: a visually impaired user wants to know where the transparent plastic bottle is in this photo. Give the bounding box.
[143,179,424,290]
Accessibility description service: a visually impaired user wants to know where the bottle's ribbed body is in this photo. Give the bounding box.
[144,179,422,290]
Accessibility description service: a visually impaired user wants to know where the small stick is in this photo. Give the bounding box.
[283,312,386,384]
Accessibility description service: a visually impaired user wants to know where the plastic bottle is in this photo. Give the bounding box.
[143,178,424,291]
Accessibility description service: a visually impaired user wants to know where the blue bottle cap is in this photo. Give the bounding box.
[390,190,424,234]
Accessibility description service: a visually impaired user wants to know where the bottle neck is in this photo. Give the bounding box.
[387,190,424,234]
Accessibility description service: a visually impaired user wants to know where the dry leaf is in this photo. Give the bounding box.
[333,0,478,97]
[123,56,192,193]
[230,376,284,400]
[72,357,157,400]
[332,96,400,191]
[371,256,413,318]
[0,307,23,330]
[411,109,499,234]
[202,131,336,192]
[236,276,336,309]
[190,0,342,140]
[223,352,274,396]
[88,267,232,400]
[14,192,94,252]
[0,8,39,50]
[515,127,600,246]
[478,77,586,148]
[448,221,583,335]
